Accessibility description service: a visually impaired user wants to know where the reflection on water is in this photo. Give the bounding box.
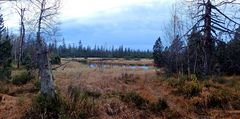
[88,63,150,70]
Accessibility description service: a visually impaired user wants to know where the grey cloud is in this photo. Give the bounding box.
[60,1,172,50]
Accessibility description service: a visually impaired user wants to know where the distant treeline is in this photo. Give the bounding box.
[48,40,152,59]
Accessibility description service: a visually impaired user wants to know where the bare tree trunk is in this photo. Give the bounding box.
[14,39,17,62]
[17,8,25,69]
[194,49,198,74]
[187,47,191,75]
[37,44,55,98]
[36,3,56,98]
[37,32,56,98]
[203,0,213,76]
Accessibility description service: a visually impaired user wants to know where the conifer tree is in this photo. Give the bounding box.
[153,37,164,68]
[0,12,12,80]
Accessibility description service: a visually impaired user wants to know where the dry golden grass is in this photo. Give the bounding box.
[53,60,195,118]
[67,57,154,66]
[1,59,240,118]
[53,60,240,118]
[0,82,34,119]
[0,66,37,119]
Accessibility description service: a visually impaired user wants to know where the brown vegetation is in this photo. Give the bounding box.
[1,59,240,118]
[0,81,35,119]
[67,58,154,66]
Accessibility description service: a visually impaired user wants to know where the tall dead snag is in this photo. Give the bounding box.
[186,0,240,76]
[164,3,185,74]
[30,0,60,98]
[15,2,26,68]
[203,0,213,76]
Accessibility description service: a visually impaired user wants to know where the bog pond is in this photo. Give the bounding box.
[88,63,151,70]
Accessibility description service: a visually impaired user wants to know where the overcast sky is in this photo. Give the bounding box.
[3,0,177,50]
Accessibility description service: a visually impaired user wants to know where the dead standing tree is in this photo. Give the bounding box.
[163,3,185,74]
[186,0,240,76]
[29,0,60,98]
[14,1,26,68]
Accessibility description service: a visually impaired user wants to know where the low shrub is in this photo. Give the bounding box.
[0,67,11,81]
[12,70,31,85]
[167,75,194,87]
[22,54,38,70]
[34,79,41,91]
[150,98,168,113]
[227,80,240,91]
[213,77,240,91]
[190,97,205,111]
[85,90,101,98]
[203,80,212,88]
[105,91,121,98]
[167,77,185,87]
[24,85,102,119]
[121,92,169,114]
[206,89,231,109]
[0,86,9,94]
[178,80,202,97]
[121,92,149,109]
[179,75,189,81]
[165,108,181,119]
[212,76,227,84]
[68,85,101,100]
[162,73,172,80]
[67,85,100,118]
[51,55,61,65]
[211,77,240,91]
[119,73,138,84]
[24,93,66,119]
[184,81,202,97]
[230,93,240,110]
[190,89,240,110]
[104,99,124,116]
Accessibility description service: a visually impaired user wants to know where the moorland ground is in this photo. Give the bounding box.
[1,58,240,119]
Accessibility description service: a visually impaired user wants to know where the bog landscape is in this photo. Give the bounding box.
[0,0,240,119]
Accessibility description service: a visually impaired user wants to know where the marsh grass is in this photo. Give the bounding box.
[121,92,149,109]
[120,91,168,115]
[118,73,139,84]
[149,98,168,113]
[24,60,240,118]
[23,93,65,119]
[206,89,231,109]
[66,84,100,118]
